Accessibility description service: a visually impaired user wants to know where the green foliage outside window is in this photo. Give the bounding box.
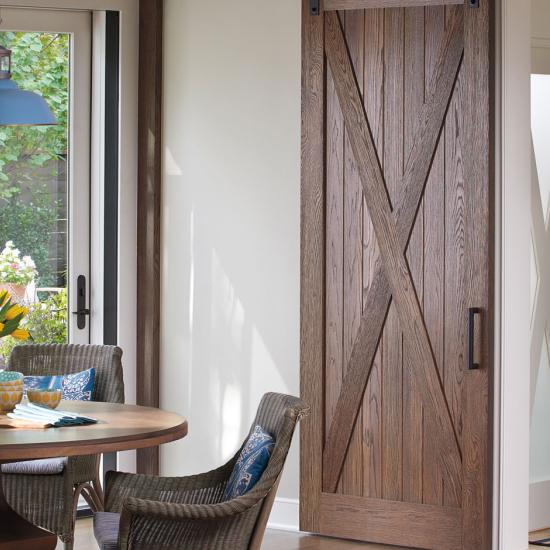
[0,196,59,286]
[0,31,69,192]
[0,31,69,287]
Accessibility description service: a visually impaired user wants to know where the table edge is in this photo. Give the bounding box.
[0,420,188,461]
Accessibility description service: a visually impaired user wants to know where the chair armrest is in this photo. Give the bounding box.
[104,461,235,513]
[122,495,253,521]
[117,495,263,549]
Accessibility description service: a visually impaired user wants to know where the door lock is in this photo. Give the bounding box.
[71,275,90,330]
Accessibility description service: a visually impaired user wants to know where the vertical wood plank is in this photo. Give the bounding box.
[381,7,404,502]
[444,4,465,509]
[341,9,365,498]
[422,4,445,507]
[362,7,384,500]
[300,0,325,532]
[325,50,345,444]
[402,5,425,506]
[462,0,493,546]
[136,0,163,475]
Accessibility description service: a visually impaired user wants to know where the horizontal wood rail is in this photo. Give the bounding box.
[323,0,463,10]
[319,493,462,549]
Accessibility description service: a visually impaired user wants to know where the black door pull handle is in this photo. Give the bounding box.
[468,307,482,370]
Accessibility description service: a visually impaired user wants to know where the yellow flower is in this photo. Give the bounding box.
[5,305,27,321]
[0,323,5,332]
[0,291,9,306]
[11,329,30,341]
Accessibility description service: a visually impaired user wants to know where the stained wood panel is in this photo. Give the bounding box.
[137,0,163,476]
[341,10,365,497]
[361,7,384,501]
[403,6,425,506]
[299,0,325,532]
[423,4,446,508]
[380,7,404,503]
[301,0,492,546]
[320,494,462,550]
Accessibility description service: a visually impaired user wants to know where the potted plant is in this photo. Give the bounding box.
[0,241,37,303]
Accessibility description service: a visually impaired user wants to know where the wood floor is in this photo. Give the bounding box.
[530,528,550,548]
[56,518,550,549]
[59,517,414,549]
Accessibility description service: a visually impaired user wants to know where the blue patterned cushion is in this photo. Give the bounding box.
[224,425,275,500]
[23,368,95,401]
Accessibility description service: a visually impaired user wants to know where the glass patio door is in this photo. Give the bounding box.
[0,7,91,353]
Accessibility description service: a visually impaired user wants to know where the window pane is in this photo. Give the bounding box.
[0,31,70,361]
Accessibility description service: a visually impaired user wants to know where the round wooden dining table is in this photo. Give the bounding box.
[0,401,188,550]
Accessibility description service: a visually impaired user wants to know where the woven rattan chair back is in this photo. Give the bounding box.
[8,343,124,404]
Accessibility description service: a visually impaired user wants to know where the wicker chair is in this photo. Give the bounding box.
[93,392,308,550]
[1,343,125,550]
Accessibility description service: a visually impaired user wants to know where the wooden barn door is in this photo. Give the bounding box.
[300,1,493,549]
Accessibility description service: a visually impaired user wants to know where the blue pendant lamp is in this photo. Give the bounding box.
[0,44,56,126]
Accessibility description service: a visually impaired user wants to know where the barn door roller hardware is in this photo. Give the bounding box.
[310,0,320,16]
[468,0,480,7]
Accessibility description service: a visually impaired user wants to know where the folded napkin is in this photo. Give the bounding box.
[8,403,98,428]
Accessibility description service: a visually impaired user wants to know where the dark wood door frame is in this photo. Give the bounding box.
[136,0,163,475]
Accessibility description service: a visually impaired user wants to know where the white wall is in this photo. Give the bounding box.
[161,0,302,529]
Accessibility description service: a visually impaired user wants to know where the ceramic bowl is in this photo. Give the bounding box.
[27,389,62,410]
[0,389,23,413]
[0,380,23,391]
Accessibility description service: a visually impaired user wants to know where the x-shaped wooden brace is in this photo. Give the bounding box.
[322,9,465,496]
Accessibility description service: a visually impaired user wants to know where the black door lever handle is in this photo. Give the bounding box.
[72,275,89,330]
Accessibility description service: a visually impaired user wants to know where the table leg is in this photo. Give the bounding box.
[0,471,57,549]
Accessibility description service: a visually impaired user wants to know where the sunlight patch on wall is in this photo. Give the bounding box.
[164,146,183,176]
[221,384,243,459]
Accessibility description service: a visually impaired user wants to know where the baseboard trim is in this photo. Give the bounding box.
[267,497,300,532]
[530,479,550,531]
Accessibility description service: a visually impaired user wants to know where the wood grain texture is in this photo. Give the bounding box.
[444,5,466,509]
[324,8,462,496]
[319,493,462,550]
[301,4,492,544]
[0,402,188,461]
[380,7,404,503]
[402,6,424,506]
[136,0,163,476]
[299,0,325,533]
[325,36,344,442]
[341,9,365,498]
[361,8,384,500]
[461,0,493,547]
[324,0,462,9]
[423,4,446,507]
[322,9,465,493]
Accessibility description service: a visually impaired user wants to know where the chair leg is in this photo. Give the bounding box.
[90,455,105,510]
[83,484,104,512]
[91,475,105,510]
